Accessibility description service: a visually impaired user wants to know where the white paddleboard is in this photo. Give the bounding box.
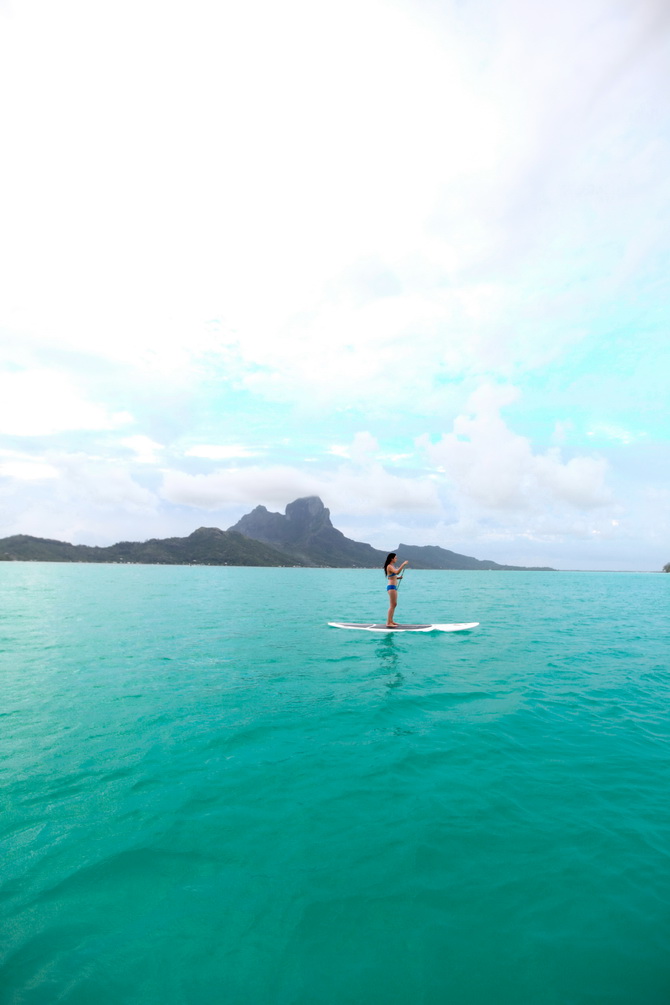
[328,622,479,633]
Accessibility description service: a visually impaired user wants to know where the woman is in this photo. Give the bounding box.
[383,552,409,627]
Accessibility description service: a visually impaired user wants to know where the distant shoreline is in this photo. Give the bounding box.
[0,559,659,573]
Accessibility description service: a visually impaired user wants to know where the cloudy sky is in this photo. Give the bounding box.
[1,0,668,570]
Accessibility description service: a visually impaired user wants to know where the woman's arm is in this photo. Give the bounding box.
[389,561,408,576]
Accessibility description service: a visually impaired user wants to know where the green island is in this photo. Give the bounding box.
[0,496,555,570]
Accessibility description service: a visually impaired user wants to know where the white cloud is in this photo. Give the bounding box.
[328,432,380,463]
[120,435,164,463]
[185,444,261,460]
[349,432,380,465]
[0,450,160,543]
[0,370,133,436]
[552,420,574,445]
[327,464,440,515]
[160,465,320,511]
[160,458,440,517]
[0,0,498,379]
[533,451,611,508]
[5,0,662,402]
[586,424,643,445]
[53,454,157,512]
[0,450,59,481]
[422,384,612,511]
[228,283,523,412]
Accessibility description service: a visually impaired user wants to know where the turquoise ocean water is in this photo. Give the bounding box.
[1,564,669,1005]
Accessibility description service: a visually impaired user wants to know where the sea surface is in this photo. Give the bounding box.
[1,564,668,1005]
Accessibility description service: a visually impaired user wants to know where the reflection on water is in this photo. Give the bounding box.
[375,635,405,689]
[375,634,398,666]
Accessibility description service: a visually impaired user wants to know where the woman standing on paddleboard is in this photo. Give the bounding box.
[384,552,409,627]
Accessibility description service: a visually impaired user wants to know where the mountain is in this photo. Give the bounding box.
[230,496,385,567]
[0,496,554,569]
[229,497,554,570]
[392,543,552,571]
[0,529,305,567]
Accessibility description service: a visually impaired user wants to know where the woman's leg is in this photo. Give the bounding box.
[387,589,398,626]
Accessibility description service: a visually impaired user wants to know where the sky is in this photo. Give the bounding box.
[1,0,669,571]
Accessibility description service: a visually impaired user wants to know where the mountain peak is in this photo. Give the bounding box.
[228,497,382,567]
[228,497,555,569]
[285,496,331,527]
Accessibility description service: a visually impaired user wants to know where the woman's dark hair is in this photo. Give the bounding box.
[383,552,397,575]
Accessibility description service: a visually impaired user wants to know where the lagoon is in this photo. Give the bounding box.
[1,565,668,1004]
